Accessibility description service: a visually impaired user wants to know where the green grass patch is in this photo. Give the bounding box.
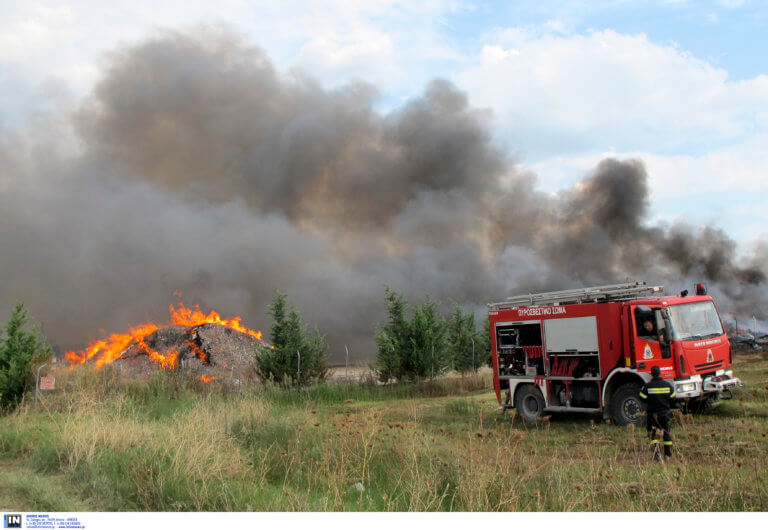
[0,465,90,511]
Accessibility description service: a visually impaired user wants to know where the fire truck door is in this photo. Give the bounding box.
[633,306,665,374]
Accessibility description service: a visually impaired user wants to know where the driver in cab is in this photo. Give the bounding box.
[640,318,663,342]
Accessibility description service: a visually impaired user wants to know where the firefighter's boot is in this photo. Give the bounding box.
[651,438,661,462]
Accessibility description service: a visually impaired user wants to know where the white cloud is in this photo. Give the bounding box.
[0,0,465,108]
[293,31,397,86]
[480,45,520,65]
[455,29,768,161]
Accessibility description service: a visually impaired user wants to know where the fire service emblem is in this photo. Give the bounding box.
[707,349,714,362]
[643,343,653,359]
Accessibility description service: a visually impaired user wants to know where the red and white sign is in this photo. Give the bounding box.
[40,377,55,390]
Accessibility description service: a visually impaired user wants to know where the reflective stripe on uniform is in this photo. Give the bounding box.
[663,441,673,445]
[648,387,671,394]
[650,439,659,444]
[670,392,676,398]
[639,392,647,398]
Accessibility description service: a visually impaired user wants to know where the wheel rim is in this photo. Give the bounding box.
[622,396,640,420]
[524,395,540,415]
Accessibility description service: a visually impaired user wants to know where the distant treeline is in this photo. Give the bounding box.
[256,287,490,386]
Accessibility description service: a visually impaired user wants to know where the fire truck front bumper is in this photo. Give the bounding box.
[702,370,743,394]
[674,370,743,398]
[673,376,703,399]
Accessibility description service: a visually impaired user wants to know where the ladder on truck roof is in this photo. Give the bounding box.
[488,281,664,310]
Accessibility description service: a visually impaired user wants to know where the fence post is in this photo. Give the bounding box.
[238,352,243,394]
[297,350,301,390]
[471,337,476,373]
[431,345,434,381]
[35,362,48,407]
[345,345,349,381]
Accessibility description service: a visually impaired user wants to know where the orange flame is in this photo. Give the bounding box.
[65,300,263,369]
[141,342,179,370]
[64,321,159,368]
[200,375,217,383]
[170,302,263,341]
[186,340,209,363]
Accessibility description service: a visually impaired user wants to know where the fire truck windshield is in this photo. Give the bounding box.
[667,301,724,341]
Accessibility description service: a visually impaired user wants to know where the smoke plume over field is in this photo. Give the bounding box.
[1,27,765,358]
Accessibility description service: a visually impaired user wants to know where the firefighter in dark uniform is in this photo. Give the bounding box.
[639,365,676,460]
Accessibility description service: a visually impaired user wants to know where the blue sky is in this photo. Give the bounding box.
[2,0,766,248]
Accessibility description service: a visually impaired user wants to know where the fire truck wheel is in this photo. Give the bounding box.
[610,383,645,426]
[514,385,545,424]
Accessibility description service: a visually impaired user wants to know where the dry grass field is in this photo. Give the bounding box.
[1,351,766,511]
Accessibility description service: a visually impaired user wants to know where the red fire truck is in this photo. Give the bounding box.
[488,282,743,425]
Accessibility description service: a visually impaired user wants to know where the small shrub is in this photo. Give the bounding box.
[0,302,51,411]
[256,290,328,387]
[447,304,485,373]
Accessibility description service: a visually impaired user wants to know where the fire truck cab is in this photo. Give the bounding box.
[488,282,743,425]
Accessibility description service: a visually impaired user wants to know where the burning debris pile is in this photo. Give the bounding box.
[116,323,264,381]
[64,302,266,382]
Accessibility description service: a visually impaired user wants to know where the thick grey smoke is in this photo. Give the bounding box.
[1,27,765,359]
[539,158,766,286]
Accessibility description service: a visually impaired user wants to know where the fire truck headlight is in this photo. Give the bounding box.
[677,383,695,393]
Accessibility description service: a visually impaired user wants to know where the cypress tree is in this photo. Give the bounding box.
[0,303,51,410]
[257,290,328,386]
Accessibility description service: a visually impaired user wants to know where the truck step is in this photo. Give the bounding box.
[544,406,602,413]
